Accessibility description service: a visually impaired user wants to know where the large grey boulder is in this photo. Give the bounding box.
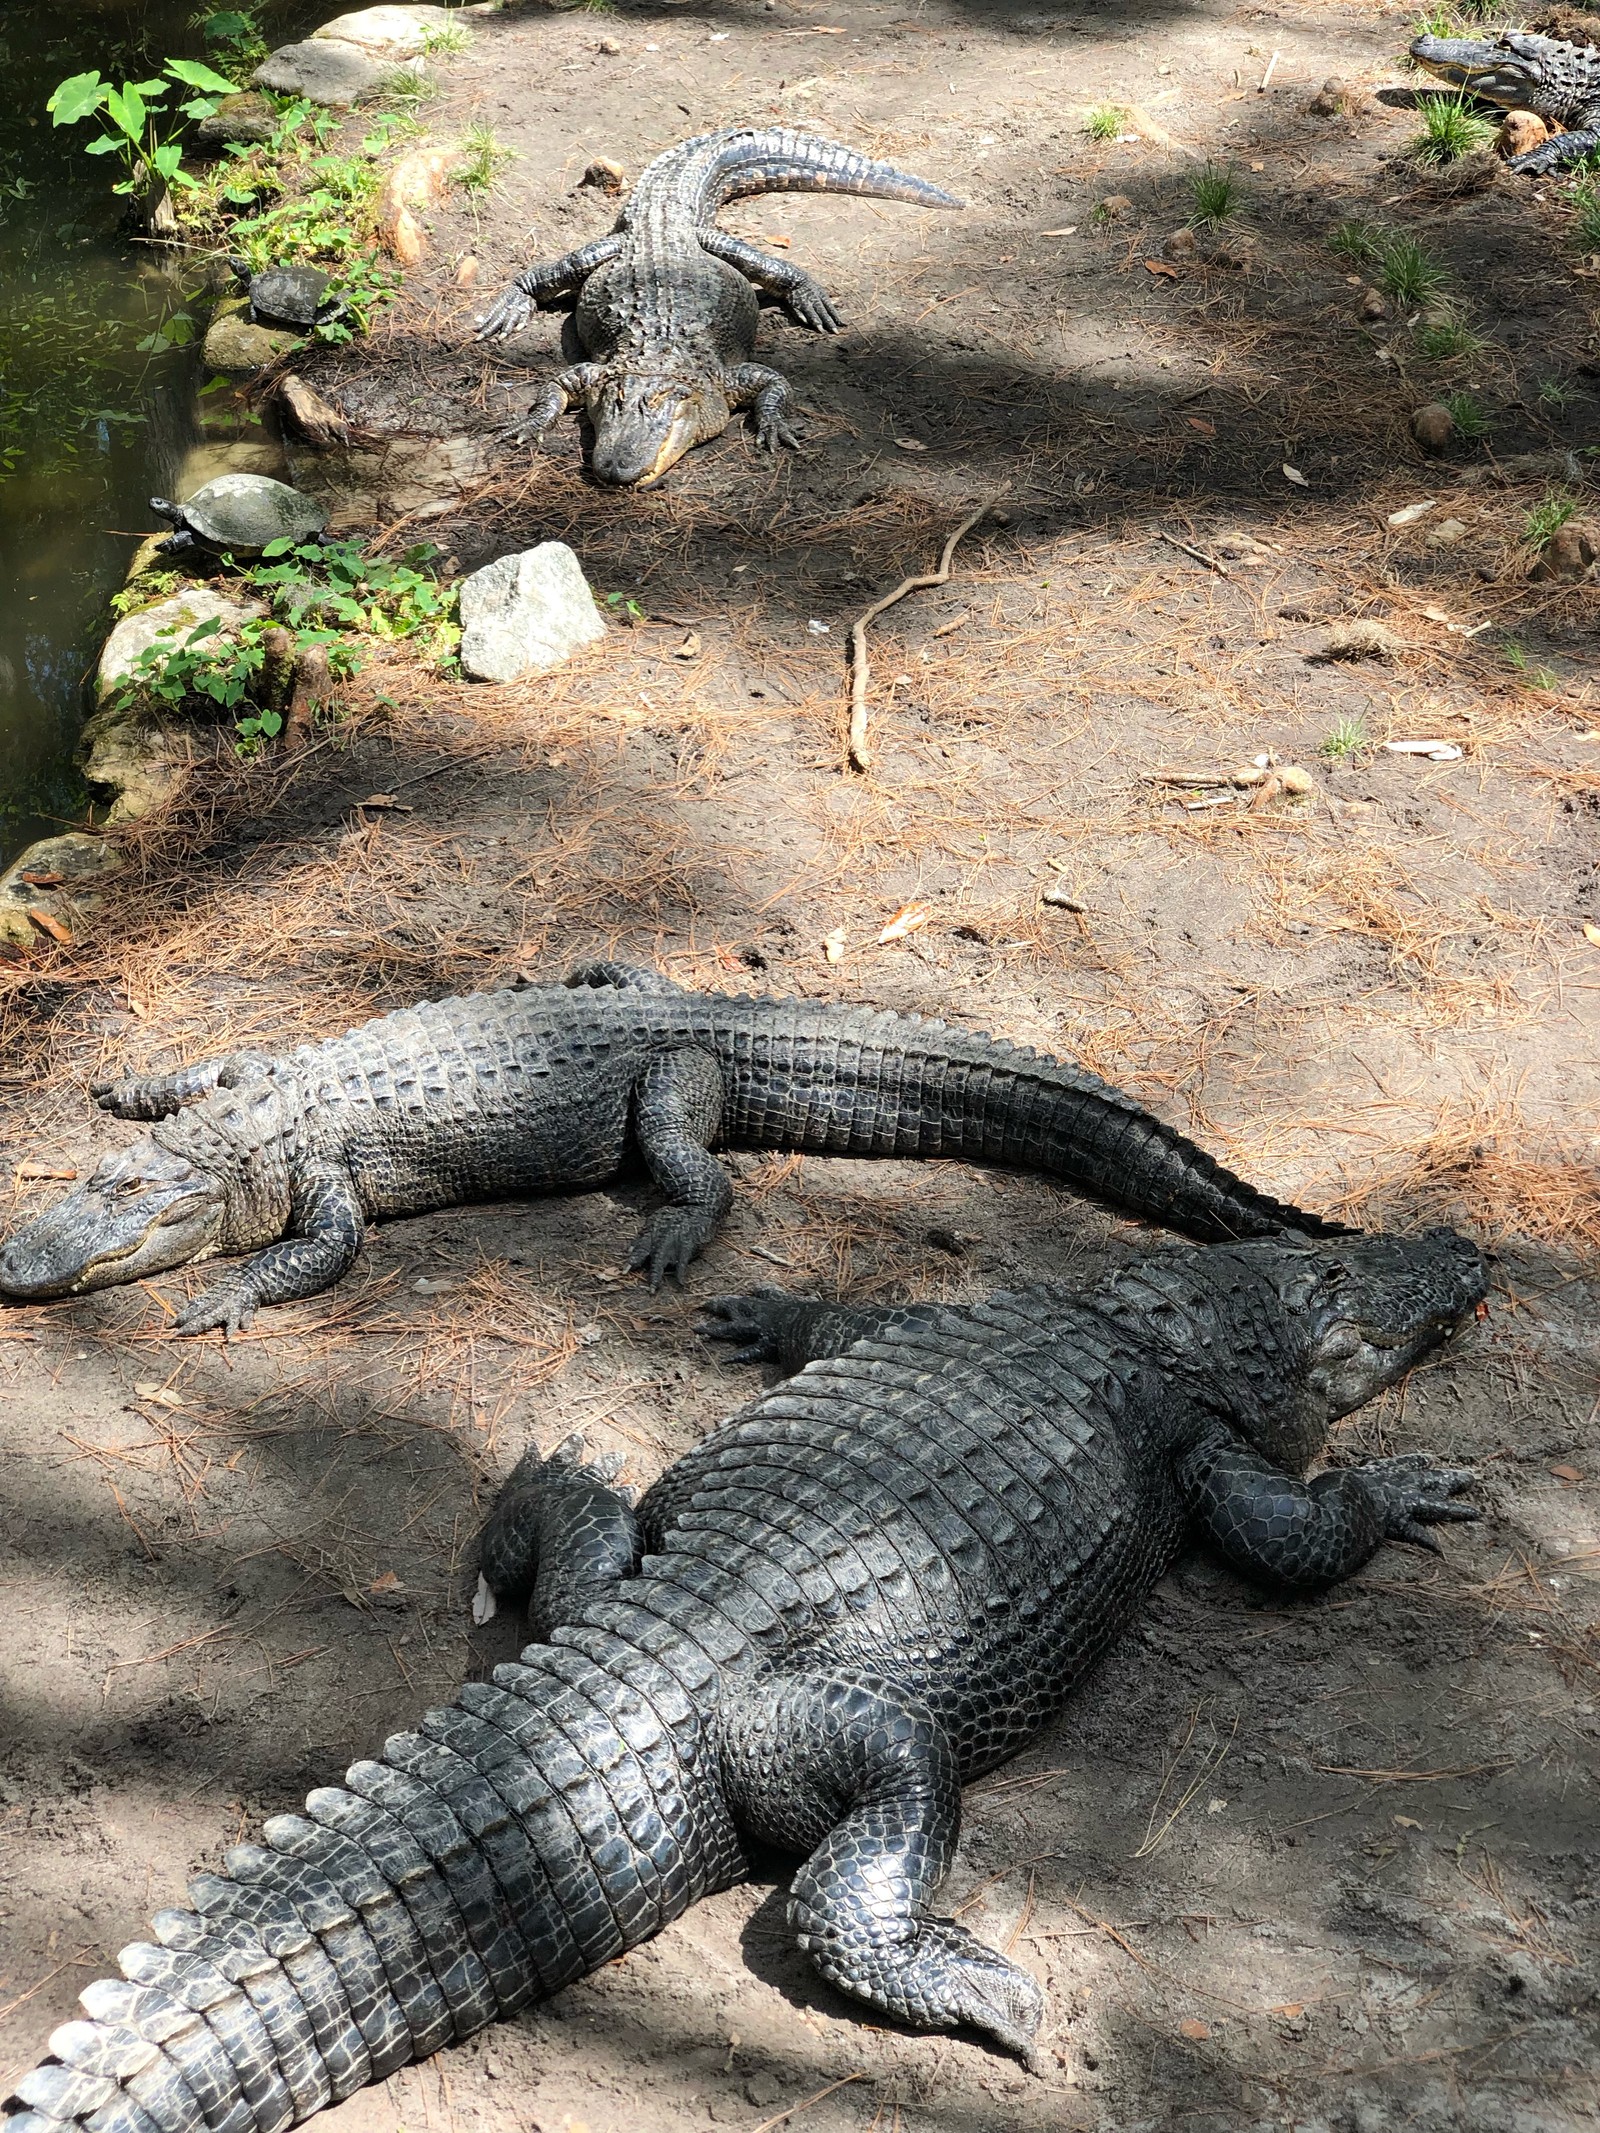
[458,544,607,683]
[313,6,455,55]
[253,38,404,108]
[202,310,300,377]
[97,589,263,703]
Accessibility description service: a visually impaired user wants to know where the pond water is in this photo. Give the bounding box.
[0,0,317,870]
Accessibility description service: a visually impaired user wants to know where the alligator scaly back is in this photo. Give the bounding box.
[633,126,966,216]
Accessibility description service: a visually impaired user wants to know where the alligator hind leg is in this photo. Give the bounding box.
[473,1433,640,1631]
[1510,122,1600,175]
[719,1668,1042,2061]
[627,1048,733,1288]
[91,1051,273,1121]
[695,229,843,332]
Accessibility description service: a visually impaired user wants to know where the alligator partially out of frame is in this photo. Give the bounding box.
[1410,28,1600,172]
[474,127,961,486]
[0,963,1344,1338]
[0,1229,1483,2133]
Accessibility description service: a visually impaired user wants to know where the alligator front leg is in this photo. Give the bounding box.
[724,363,802,453]
[472,1433,640,1630]
[474,234,625,340]
[1509,118,1600,174]
[175,1165,365,1337]
[719,1667,1043,2063]
[627,1048,734,1287]
[1178,1427,1477,1592]
[700,1290,953,1372]
[507,363,607,446]
[91,1051,272,1121]
[695,229,844,332]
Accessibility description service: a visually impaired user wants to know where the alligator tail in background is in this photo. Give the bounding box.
[1,1644,742,2133]
[684,126,965,211]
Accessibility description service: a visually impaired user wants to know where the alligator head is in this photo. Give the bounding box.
[0,1140,227,1303]
[584,370,731,488]
[1408,30,1561,111]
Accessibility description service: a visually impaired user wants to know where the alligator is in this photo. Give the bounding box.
[0,1228,1483,2133]
[473,127,961,486]
[1410,28,1600,172]
[0,961,1344,1338]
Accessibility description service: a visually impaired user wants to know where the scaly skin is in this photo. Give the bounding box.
[0,1231,1484,2133]
[474,128,962,485]
[1410,30,1600,172]
[0,962,1346,1337]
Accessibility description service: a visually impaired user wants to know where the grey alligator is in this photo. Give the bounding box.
[0,963,1344,1337]
[474,127,961,486]
[1410,28,1600,171]
[0,1228,1482,2133]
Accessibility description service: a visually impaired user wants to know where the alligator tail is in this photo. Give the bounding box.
[703,127,964,212]
[2,1640,740,2133]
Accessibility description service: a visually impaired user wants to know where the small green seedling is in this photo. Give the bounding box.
[1319,716,1370,764]
[1188,164,1239,225]
[1084,104,1126,142]
[1413,314,1485,360]
[1441,390,1489,440]
[1524,491,1578,545]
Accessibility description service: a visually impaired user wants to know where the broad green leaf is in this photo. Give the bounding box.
[166,57,238,94]
[184,617,224,646]
[84,135,121,156]
[47,73,107,126]
[149,142,184,180]
[103,86,145,142]
[131,79,170,99]
[261,538,295,557]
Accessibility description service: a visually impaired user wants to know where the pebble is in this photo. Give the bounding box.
[1358,286,1388,322]
[1531,522,1597,581]
[1498,110,1551,160]
[1098,193,1134,219]
[1425,517,1468,548]
[598,34,621,51]
[1411,402,1455,454]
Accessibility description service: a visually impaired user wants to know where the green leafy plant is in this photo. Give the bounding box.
[196,8,269,67]
[1537,376,1573,411]
[458,122,514,198]
[1412,313,1485,360]
[1188,164,1240,225]
[1084,104,1126,142]
[47,57,238,213]
[112,611,357,749]
[250,537,460,660]
[1441,389,1490,439]
[1377,231,1449,310]
[1525,491,1578,545]
[1409,93,1496,164]
[604,590,647,623]
[109,570,181,619]
[1319,715,1370,764]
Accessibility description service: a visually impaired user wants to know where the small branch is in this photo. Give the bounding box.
[846,503,992,772]
[1158,528,1231,578]
[1258,47,1281,91]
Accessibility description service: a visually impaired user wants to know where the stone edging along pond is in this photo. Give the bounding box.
[0,2,506,956]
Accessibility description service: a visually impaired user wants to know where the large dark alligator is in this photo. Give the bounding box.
[0,1229,1483,2133]
[474,127,961,486]
[0,962,1342,1338]
[1410,28,1600,171]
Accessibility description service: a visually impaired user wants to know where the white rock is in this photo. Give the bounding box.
[253,38,402,108]
[313,6,455,56]
[97,590,263,702]
[458,544,607,683]
[1425,518,1468,549]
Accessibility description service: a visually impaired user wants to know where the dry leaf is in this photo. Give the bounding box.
[1393,1816,1421,1830]
[822,929,848,964]
[1387,500,1436,527]
[1040,225,1078,236]
[18,871,64,888]
[672,631,702,661]
[134,1383,186,1410]
[1582,922,1600,947]
[1273,2002,1305,2018]
[1185,414,1216,436]
[1178,2018,1211,2041]
[878,901,932,944]
[15,1162,77,1182]
[1551,1463,1583,1483]
[1144,258,1180,279]
[27,908,72,945]
[1282,464,1309,487]
[369,1571,402,1594]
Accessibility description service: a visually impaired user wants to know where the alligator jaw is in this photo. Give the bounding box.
[1408,33,1543,107]
[585,372,728,487]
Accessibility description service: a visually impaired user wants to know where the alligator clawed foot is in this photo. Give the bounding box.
[1354,1452,1479,1551]
[626,1208,719,1290]
[173,1284,256,1339]
[699,1288,794,1364]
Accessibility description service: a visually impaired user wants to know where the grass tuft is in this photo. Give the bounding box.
[1413,313,1485,360]
[457,122,514,198]
[1441,390,1490,439]
[1572,179,1600,251]
[1329,218,1382,264]
[1084,103,1126,141]
[419,19,473,55]
[1187,164,1240,225]
[1320,716,1370,764]
[1378,232,1449,309]
[1409,94,1497,165]
[1525,491,1578,545]
[384,65,438,104]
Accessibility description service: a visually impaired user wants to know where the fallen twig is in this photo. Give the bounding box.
[846,503,991,771]
[1158,528,1231,578]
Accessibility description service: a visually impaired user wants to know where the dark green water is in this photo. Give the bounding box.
[0,0,316,869]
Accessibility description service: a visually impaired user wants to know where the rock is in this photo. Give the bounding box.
[458,544,607,682]
[580,158,628,196]
[313,5,455,55]
[1199,230,1256,269]
[1498,110,1552,160]
[79,717,191,826]
[123,533,173,584]
[96,590,264,704]
[1425,517,1469,548]
[1359,286,1388,322]
[597,35,621,53]
[288,432,489,528]
[1308,76,1349,117]
[0,834,123,952]
[252,38,404,108]
[1530,522,1597,582]
[174,439,290,494]
[454,253,479,286]
[194,91,277,149]
[1098,194,1134,218]
[203,310,300,377]
[1162,225,1197,260]
[1314,620,1403,663]
[279,374,351,450]
[378,145,461,263]
[1412,402,1455,454]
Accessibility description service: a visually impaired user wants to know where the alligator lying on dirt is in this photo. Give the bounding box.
[1410,28,1600,172]
[0,1229,1483,2133]
[0,963,1345,1337]
[474,127,961,486]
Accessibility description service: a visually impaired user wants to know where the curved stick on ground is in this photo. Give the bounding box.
[846,503,991,773]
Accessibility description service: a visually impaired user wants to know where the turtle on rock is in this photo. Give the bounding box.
[149,473,329,558]
[227,257,347,331]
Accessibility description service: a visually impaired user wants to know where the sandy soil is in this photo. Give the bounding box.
[3,0,1600,2130]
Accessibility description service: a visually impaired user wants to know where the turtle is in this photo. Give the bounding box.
[225,257,347,331]
[149,474,330,558]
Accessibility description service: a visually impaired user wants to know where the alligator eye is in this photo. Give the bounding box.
[115,1178,145,1198]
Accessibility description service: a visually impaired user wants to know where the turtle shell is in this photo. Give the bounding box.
[249,264,334,328]
[177,474,329,553]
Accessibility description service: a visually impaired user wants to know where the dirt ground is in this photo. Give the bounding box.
[3,0,1600,2129]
